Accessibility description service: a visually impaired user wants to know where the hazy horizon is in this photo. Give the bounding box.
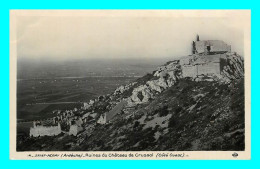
[16,11,245,79]
[17,57,169,79]
[16,14,244,61]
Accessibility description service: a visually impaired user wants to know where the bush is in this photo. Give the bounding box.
[158,106,169,117]
[96,139,104,147]
[168,116,176,128]
[175,106,182,114]
[133,121,140,128]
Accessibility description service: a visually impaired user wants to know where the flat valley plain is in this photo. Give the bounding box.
[16,58,166,135]
[17,77,136,121]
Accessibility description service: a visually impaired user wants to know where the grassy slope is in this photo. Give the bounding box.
[17,78,244,151]
[78,79,244,151]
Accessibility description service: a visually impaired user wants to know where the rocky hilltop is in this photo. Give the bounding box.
[17,37,245,151]
[125,52,244,106]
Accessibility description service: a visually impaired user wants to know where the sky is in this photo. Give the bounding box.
[16,11,245,61]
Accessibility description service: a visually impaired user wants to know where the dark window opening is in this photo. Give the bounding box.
[207,45,211,52]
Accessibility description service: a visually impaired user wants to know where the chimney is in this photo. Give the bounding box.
[192,41,196,54]
[196,34,200,41]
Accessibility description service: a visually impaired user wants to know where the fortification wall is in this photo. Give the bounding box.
[193,54,221,64]
[180,54,224,78]
[182,65,197,78]
[30,125,61,137]
[197,62,221,76]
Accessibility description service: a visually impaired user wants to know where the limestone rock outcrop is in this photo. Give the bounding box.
[126,52,244,106]
[114,82,137,95]
[127,61,182,106]
[220,53,244,82]
[130,85,154,103]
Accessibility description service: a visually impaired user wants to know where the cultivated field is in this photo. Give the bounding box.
[17,77,137,121]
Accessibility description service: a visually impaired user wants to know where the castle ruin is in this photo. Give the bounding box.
[181,35,237,79]
[192,35,231,55]
[29,121,61,137]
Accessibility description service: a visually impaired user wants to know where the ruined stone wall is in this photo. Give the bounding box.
[209,40,231,53]
[29,124,61,137]
[182,65,197,78]
[69,125,83,136]
[193,54,221,64]
[181,54,223,78]
[195,41,206,54]
[179,53,244,81]
[195,40,231,54]
[197,62,221,76]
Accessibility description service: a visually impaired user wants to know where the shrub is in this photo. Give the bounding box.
[133,121,140,128]
[158,106,169,117]
[175,106,182,114]
[168,116,176,128]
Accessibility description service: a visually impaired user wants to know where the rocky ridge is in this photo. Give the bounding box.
[125,52,244,106]
[17,51,245,151]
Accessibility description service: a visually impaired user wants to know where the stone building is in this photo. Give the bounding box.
[68,124,83,136]
[182,35,233,78]
[68,117,83,136]
[125,35,243,107]
[192,35,231,55]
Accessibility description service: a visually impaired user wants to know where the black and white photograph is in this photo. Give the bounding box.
[10,10,251,159]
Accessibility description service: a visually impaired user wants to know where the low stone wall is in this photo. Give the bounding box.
[30,124,61,137]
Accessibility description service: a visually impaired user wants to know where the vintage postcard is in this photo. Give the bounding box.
[10,10,251,160]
